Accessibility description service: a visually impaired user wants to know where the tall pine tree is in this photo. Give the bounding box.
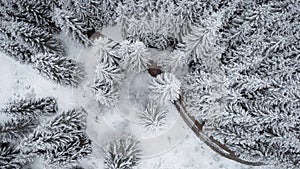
[0,20,65,56]
[53,8,91,47]
[33,53,85,87]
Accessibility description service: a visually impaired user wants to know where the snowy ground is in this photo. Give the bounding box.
[0,26,274,169]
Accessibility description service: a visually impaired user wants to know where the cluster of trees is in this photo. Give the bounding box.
[1,0,299,168]
[0,0,119,87]
[0,97,91,168]
[181,0,300,168]
[118,0,232,50]
[89,36,183,132]
[138,72,181,132]
[90,36,124,106]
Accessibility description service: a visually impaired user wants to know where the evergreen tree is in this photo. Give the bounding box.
[33,53,85,87]
[90,78,119,106]
[139,101,167,132]
[104,136,141,169]
[117,40,150,72]
[49,108,87,131]
[59,0,96,31]
[179,14,222,74]
[91,59,123,106]
[120,12,184,50]
[0,29,34,64]
[97,0,120,27]
[92,36,120,65]
[0,142,35,169]
[118,0,229,50]
[3,0,60,34]
[53,8,91,47]
[149,73,181,103]
[0,97,58,142]
[3,97,58,117]
[0,117,38,142]
[0,142,20,169]
[157,49,187,73]
[58,0,118,30]
[182,68,225,121]
[95,61,124,84]
[45,132,92,167]
[20,108,92,167]
[0,20,65,56]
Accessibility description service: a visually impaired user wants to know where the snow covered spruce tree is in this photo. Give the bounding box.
[0,117,38,143]
[91,78,119,106]
[104,136,141,169]
[0,97,58,142]
[139,101,167,132]
[157,49,187,73]
[3,97,58,117]
[57,0,99,32]
[0,142,36,169]
[0,20,65,64]
[118,10,183,50]
[0,97,59,167]
[2,0,60,34]
[116,40,150,72]
[33,53,85,87]
[0,20,65,56]
[90,36,124,106]
[19,108,92,168]
[0,29,34,64]
[149,73,181,103]
[179,12,222,73]
[97,0,120,27]
[53,8,91,47]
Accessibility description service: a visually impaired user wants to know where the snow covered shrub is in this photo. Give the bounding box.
[139,101,167,132]
[149,73,181,103]
[33,53,85,87]
[117,40,150,72]
[104,136,141,169]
